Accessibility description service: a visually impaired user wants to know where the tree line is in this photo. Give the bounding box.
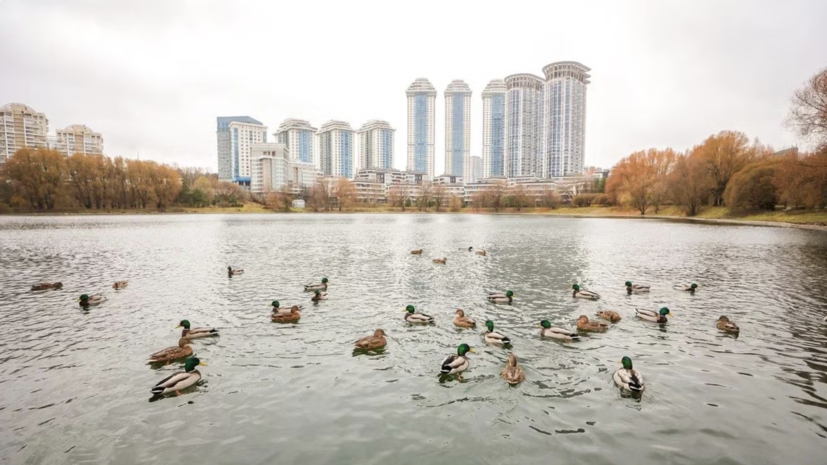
[605,67,827,216]
[0,149,246,211]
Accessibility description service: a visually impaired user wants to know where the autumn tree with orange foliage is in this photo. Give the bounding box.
[606,148,675,215]
[694,131,762,206]
[1,148,67,210]
[724,157,782,210]
[668,149,711,216]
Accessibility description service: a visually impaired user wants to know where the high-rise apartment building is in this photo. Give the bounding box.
[250,142,320,194]
[357,120,395,170]
[542,62,590,177]
[0,103,49,165]
[504,74,544,178]
[405,78,436,178]
[275,118,317,166]
[481,79,507,179]
[55,124,104,156]
[317,120,354,178]
[216,116,267,186]
[444,80,472,180]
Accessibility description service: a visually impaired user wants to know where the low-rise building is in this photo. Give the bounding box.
[250,143,321,195]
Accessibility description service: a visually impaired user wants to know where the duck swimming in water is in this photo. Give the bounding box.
[404,305,434,324]
[501,354,526,385]
[311,290,327,302]
[539,320,580,342]
[596,310,622,323]
[177,320,219,339]
[78,294,106,307]
[453,309,476,328]
[271,306,301,323]
[271,300,303,315]
[410,249,423,255]
[572,284,600,300]
[577,315,609,332]
[304,277,329,291]
[716,315,740,334]
[148,337,193,364]
[354,329,387,350]
[151,356,206,397]
[488,290,514,304]
[112,281,128,290]
[613,356,645,393]
[635,307,672,324]
[227,266,244,276]
[433,258,447,265]
[483,320,512,345]
[681,283,699,293]
[625,281,650,295]
[31,282,62,291]
[440,343,475,380]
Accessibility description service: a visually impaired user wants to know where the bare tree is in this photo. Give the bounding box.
[433,183,446,212]
[418,182,432,211]
[789,67,827,151]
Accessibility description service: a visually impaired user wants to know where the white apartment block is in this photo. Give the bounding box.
[357,120,395,171]
[216,116,267,187]
[444,80,472,181]
[55,124,104,156]
[250,143,321,194]
[0,102,49,165]
[504,74,544,178]
[481,79,507,179]
[274,118,317,166]
[542,62,590,177]
[405,78,436,179]
[317,120,354,178]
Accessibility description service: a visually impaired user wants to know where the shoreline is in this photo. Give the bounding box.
[2,206,827,232]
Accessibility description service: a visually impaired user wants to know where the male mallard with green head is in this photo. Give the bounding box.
[311,290,328,302]
[483,320,512,345]
[488,290,514,304]
[613,356,645,393]
[404,305,434,324]
[539,320,580,342]
[625,281,650,295]
[271,300,303,315]
[151,356,206,397]
[635,307,672,323]
[440,343,474,380]
[572,284,600,300]
[177,320,219,339]
[78,294,106,307]
[304,277,329,291]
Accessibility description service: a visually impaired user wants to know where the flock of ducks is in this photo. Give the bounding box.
[29,252,752,398]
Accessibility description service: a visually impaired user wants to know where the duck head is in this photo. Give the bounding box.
[457,343,474,356]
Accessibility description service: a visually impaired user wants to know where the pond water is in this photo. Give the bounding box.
[1,214,826,464]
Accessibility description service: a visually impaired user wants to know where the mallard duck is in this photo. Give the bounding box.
[31,282,62,291]
[271,306,301,323]
[440,343,474,380]
[411,249,423,255]
[716,315,740,334]
[483,320,511,345]
[475,249,487,256]
[625,281,650,295]
[227,266,244,276]
[466,246,474,252]
[304,277,329,291]
[354,329,387,350]
[151,356,205,396]
[177,320,219,339]
[454,309,476,328]
[488,290,514,304]
[148,337,193,363]
[78,294,105,306]
[596,310,622,323]
[572,284,600,300]
[613,356,645,393]
[112,280,128,290]
[404,305,434,324]
[271,300,303,315]
[502,353,525,385]
[635,307,672,323]
[577,315,609,332]
[311,290,328,302]
[433,258,447,265]
[539,320,580,342]
[681,283,699,293]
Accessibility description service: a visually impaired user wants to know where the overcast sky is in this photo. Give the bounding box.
[1,0,825,172]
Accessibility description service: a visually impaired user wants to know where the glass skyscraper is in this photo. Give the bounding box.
[542,62,590,177]
[275,118,317,167]
[444,80,471,180]
[317,120,354,178]
[405,78,436,179]
[216,116,267,186]
[481,79,506,179]
[504,74,544,178]
[357,120,395,170]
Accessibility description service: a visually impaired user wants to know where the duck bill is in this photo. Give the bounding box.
[175,325,182,329]
[199,362,207,366]
[468,349,476,353]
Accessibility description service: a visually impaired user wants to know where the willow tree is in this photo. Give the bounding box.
[0,147,67,210]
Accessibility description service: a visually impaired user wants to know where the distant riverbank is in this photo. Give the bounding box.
[3,204,826,231]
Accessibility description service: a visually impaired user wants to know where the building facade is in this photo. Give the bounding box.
[317,120,354,178]
[55,124,104,156]
[357,120,395,171]
[406,78,436,179]
[504,74,544,179]
[274,118,317,166]
[542,62,590,177]
[250,143,320,194]
[444,80,472,180]
[481,79,506,179]
[217,116,267,186]
[0,103,49,165]
[470,155,483,183]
